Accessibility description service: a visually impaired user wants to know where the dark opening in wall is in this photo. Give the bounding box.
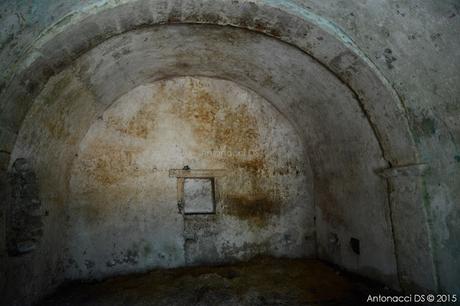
[350,237,360,255]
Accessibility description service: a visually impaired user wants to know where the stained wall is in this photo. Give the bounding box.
[0,1,459,304]
[66,76,314,278]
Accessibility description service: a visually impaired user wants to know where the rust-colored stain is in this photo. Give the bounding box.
[162,78,286,229]
[168,78,265,170]
[78,142,143,186]
[169,79,259,144]
[72,77,303,229]
[106,101,157,139]
[225,193,280,227]
[214,104,260,152]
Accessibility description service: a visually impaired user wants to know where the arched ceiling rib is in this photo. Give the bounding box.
[0,0,418,166]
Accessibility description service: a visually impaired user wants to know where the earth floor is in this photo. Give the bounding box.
[37,257,393,306]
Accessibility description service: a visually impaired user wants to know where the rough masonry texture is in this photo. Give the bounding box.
[0,0,459,305]
[7,158,44,256]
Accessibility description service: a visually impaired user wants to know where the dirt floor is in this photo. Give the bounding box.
[38,257,393,305]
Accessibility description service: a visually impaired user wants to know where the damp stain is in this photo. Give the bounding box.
[225,194,281,227]
[71,77,304,237]
[314,177,345,226]
[420,117,436,136]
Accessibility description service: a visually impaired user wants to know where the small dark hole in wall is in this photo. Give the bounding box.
[328,232,339,245]
[350,237,360,255]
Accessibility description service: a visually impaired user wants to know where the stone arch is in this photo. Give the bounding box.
[0,0,436,295]
[1,0,417,164]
